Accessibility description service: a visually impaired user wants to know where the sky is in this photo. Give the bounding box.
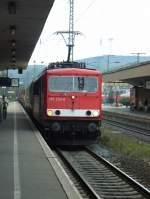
[29,0,150,65]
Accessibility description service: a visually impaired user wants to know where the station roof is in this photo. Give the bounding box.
[103,61,150,87]
[0,0,54,71]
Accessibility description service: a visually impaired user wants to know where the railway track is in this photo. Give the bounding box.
[55,147,150,199]
[103,119,150,138]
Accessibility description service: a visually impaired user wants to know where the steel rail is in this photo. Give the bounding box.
[103,119,150,137]
[56,147,150,199]
[56,148,101,199]
[86,147,150,198]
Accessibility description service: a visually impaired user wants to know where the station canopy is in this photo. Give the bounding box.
[0,0,54,71]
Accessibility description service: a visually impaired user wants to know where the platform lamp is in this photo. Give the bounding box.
[12,55,16,62]
[10,39,16,48]
[8,1,16,15]
[9,25,16,35]
[11,49,16,56]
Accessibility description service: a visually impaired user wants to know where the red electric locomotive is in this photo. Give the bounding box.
[27,62,103,145]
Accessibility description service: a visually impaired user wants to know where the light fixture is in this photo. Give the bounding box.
[12,56,16,62]
[47,109,53,116]
[11,49,16,55]
[10,39,16,47]
[8,1,16,15]
[9,25,16,35]
[11,55,16,63]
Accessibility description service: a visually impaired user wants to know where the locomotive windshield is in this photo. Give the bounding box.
[48,76,98,92]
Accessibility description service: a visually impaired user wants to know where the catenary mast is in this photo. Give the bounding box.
[68,0,74,62]
[55,0,81,62]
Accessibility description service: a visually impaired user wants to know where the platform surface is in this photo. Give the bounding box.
[0,102,68,199]
[103,105,150,120]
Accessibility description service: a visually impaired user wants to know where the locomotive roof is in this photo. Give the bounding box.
[33,62,102,82]
[46,68,101,76]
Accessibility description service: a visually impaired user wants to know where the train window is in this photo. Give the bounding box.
[48,76,98,92]
[49,76,73,92]
[74,77,97,92]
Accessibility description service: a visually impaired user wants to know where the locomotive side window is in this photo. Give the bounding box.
[48,76,98,92]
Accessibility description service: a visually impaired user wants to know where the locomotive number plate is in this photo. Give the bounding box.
[48,97,66,102]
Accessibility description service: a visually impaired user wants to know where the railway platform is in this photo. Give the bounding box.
[103,104,150,117]
[102,105,150,131]
[0,101,80,199]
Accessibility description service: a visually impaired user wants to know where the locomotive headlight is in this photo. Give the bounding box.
[92,110,99,117]
[47,109,53,116]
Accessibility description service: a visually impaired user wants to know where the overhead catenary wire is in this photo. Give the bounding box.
[75,0,97,23]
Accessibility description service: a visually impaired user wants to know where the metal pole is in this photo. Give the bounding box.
[54,0,81,62]
[131,52,146,63]
[68,0,74,62]
[107,55,110,72]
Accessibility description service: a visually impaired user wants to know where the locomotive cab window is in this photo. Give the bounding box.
[75,77,97,92]
[48,76,98,92]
